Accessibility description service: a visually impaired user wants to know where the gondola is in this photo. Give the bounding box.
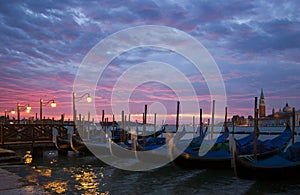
[80,125,112,156]
[234,142,300,179]
[109,139,137,159]
[111,125,166,142]
[84,140,113,156]
[109,125,166,159]
[173,126,235,168]
[56,134,91,154]
[55,135,73,152]
[135,125,186,151]
[174,124,292,169]
[134,126,188,164]
[186,126,208,151]
[109,124,166,143]
[237,124,292,158]
[70,134,91,154]
[133,125,166,140]
[109,126,186,162]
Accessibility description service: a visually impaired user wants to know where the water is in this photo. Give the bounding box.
[6,152,300,194]
[4,126,300,194]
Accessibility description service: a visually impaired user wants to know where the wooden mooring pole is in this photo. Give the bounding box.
[58,114,68,156]
[254,97,258,160]
[143,105,147,147]
[292,107,295,144]
[121,110,125,142]
[200,108,203,137]
[192,116,195,137]
[32,147,44,159]
[224,107,227,141]
[154,113,157,138]
[176,101,180,134]
[210,100,215,147]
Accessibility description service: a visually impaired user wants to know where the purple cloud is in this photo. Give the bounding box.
[0,0,299,122]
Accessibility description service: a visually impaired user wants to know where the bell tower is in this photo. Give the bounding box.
[259,88,266,118]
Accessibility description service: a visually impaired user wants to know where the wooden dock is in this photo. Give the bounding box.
[0,122,75,157]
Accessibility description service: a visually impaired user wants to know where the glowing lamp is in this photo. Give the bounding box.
[50,101,57,108]
[86,95,92,103]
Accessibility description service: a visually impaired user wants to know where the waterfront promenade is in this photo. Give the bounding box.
[0,147,45,194]
[0,166,45,194]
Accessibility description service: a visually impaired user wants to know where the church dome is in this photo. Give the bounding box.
[283,103,292,112]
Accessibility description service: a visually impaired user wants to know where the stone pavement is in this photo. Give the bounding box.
[0,147,46,195]
[0,167,46,195]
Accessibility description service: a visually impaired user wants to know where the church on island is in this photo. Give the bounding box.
[258,88,300,126]
[232,89,300,127]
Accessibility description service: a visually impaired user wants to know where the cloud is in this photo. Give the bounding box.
[0,0,299,121]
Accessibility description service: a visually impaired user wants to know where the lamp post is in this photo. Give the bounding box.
[72,92,92,122]
[17,103,31,124]
[4,109,16,118]
[4,109,15,123]
[39,99,56,121]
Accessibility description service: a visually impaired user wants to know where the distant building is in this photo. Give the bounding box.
[282,102,292,112]
[231,115,251,126]
[230,89,299,127]
[259,88,266,118]
[258,102,299,126]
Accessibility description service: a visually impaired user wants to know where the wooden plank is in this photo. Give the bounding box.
[0,123,74,146]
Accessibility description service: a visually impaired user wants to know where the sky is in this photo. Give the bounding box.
[0,0,300,124]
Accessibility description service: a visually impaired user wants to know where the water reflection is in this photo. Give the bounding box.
[66,165,108,195]
[25,172,38,183]
[44,181,68,194]
[23,150,32,164]
[35,168,52,177]
[71,166,99,194]
[13,144,300,194]
[23,150,109,194]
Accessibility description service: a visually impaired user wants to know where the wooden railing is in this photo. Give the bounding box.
[0,123,75,145]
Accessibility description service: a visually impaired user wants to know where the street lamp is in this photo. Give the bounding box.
[72,92,92,121]
[4,109,16,117]
[86,95,92,103]
[4,109,15,123]
[40,99,56,120]
[17,103,31,123]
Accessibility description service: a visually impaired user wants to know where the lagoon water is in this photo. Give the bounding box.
[4,126,300,194]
